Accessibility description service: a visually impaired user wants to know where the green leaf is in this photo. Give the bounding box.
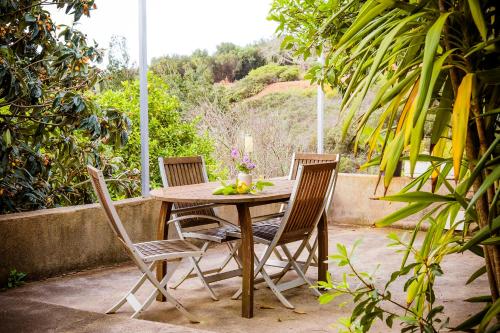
[454,306,489,331]
[461,215,500,252]
[467,0,488,42]
[374,202,430,227]
[466,266,486,285]
[375,191,455,203]
[465,295,492,303]
[466,165,500,213]
[479,298,500,332]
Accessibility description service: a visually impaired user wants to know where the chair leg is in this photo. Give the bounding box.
[144,260,200,323]
[273,248,285,262]
[231,247,272,300]
[272,238,310,285]
[255,255,295,309]
[306,237,319,265]
[106,262,155,314]
[190,256,219,301]
[131,259,182,319]
[218,240,241,272]
[281,245,321,297]
[171,242,209,289]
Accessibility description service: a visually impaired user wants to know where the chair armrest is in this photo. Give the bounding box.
[172,203,226,215]
[166,215,240,231]
[251,211,285,223]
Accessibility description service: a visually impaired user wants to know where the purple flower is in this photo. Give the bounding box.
[247,162,256,170]
[230,147,239,159]
[242,154,251,164]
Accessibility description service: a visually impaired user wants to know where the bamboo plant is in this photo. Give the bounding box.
[271,0,499,331]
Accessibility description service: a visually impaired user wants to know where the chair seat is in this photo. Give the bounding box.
[228,218,282,243]
[134,239,201,261]
[182,224,241,243]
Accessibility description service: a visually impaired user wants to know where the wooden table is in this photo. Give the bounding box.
[150,178,329,318]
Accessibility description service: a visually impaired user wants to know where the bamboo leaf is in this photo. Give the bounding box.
[451,73,474,182]
[374,202,430,227]
[410,48,455,174]
[479,298,500,332]
[383,130,405,189]
[466,165,500,213]
[467,0,488,42]
[375,191,454,203]
[466,266,486,285]
[461,215,500,252]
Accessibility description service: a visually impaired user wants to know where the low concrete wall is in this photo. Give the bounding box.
[0,174,428,284]
[329,173,430,228]
[0,198,161,284]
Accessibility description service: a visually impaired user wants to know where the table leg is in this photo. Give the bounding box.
[317,211,328,283]
[236,203,254,318]
[156,201,172,302]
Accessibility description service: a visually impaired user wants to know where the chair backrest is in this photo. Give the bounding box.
[276,162,338,244]
[288,153,340,180]
[158,156,217,228]
[87,166,133,248]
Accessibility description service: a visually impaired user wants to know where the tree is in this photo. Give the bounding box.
[95,73,216,187]
[0,1,131,213]
[107,35,129,71]
[271,0,499,331]
[103,34,136,90]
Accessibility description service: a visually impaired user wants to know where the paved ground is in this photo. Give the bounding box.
[0,225,489,333]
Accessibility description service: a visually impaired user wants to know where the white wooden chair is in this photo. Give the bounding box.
[87,165,202,322]
[158,156,242,301]
[253,153,340,288]
[230,162,338,309]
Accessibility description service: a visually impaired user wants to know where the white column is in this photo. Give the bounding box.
[138,0,149,196]
[316,53,325,154]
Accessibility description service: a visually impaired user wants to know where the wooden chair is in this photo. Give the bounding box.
[230,162,338,309]
[87,166,202,322]
[158,156,242,301]
[258,153,340,274]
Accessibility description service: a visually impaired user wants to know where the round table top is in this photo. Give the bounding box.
[150,178,293,204]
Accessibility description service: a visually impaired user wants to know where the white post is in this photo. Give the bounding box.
[317,53,325,154]
[138,0,149,196]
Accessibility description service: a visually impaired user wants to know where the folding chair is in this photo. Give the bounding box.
[159,156,242,301]
[87,166,202,322]
[257,153,340,279]
[230,162,338,309]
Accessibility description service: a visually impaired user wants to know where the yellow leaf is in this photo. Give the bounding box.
[397,79,419,136]
[431,136,447,191]
[451,73,474,182]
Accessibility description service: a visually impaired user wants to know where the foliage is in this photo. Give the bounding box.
[102,35,136,91]
[95,73,216,189]
[213,42,266,82]
[272,0,500,331]
[1,269,27,290]
[150,51,228,112]
[318,240,451,332]
[230,64,300,101]
[0,0,132,213]
[212,179,274,195]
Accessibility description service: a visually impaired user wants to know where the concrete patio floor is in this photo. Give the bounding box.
[0,225,489,333]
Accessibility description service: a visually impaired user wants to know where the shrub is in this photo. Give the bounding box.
[230,64,300,101]
[95,73,215,188]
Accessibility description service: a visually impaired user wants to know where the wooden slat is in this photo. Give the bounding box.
[159,156,217,228]
[280,163,336,244]
[289,152,339,180]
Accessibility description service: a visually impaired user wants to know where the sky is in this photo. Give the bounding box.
[50,0,278,66]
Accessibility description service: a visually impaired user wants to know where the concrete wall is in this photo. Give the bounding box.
[329,173,430,228]
[0,174,427,284]
[0,198,161,284]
